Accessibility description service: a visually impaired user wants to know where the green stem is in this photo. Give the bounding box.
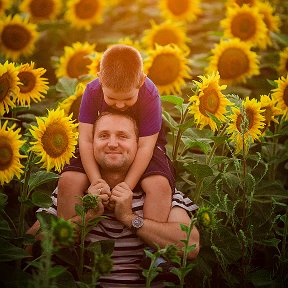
[78,214,86,280]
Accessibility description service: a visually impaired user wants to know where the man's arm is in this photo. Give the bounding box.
[110,182,200,260]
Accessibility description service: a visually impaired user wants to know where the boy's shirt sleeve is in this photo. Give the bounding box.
[138,79,162,137]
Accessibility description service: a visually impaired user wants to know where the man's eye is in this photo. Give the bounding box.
[99,134,108,139]
[119,134,128,139]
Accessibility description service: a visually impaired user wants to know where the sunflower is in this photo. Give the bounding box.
[207,38,259,84]
[29,108,79,172]
[144,44,191,95]
[56,42,95,79]
[225,0,259,7]
[271,74,288,120]
[221,4,268,49]
[87,52,102,77]
[0,61,20,116]
[188,72,231,131]
[278,48,288,76]
[227,97,265,154]
[0,121,25,185]
[17,62,49,106]
[259,94,282,131]
[256,1,281,49]
[19,0,62,22]
[0,0,10,16]
[114,37,142,51]
[142,20,190,52]
[65,0,105,31]
[58,83,85,122]
[159,0,202,23]
[0,14,39,61]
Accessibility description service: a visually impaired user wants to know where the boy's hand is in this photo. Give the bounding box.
[87,179,111,207]
[110,182,133,224]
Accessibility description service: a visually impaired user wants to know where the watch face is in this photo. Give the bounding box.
[132,216,144,229]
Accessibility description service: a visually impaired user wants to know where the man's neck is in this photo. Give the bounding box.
[101,171,126,189]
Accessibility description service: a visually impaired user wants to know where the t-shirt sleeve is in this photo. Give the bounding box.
[138,80,162,137]
[78,80,98,124]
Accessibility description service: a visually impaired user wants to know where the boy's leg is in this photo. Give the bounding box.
[57,171,90,220]
[141,175,172,222]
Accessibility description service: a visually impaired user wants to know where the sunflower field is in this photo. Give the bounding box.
[1,0,288,287]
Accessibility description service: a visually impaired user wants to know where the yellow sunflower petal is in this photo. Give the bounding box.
[0,121,26,185]
[56,41,96,79]
[142,20,190,53]
[188,71,231,131]
[0,14,39,61]
[29,108,79,172]
[144,44,191,95]
[58,83,85,123]
[65,0,105,31]
[278,48,288,76]
[225,0,259,8]
[159,0,202,23]
[17,62,49,106]
[272,74,288,120]
[0,61,20,116]
[206,38,260,84]
[227,97,265,153]
[221,4,268,49]
[19,0,62,22]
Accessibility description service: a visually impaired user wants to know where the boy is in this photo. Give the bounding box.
[57,44,175,223]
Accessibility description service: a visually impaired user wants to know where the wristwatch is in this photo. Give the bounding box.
[130,215,144,233]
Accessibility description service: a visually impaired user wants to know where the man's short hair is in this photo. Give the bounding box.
[99,44,144,92]
[93,110,139,139]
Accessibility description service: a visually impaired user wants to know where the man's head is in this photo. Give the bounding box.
[98,44,146,111]
[93,111,138,174]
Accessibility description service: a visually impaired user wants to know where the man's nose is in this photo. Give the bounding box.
[108,136,118,147]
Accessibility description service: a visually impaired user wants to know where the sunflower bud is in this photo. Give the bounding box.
[94,254,113,275]
[82,194,99,212]
[196,207,215,229]
[52,217,75,246]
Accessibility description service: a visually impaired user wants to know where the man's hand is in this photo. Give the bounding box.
[110,182,134,226]
[88,179,111,207]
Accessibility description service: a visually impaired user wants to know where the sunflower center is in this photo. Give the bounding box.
[231,12,256,40]
[41,123,69,158]
[67,52,92,78]
[284,86,288,107]
[29,0,54,18]
[0,137,13,170]
[167,0,189,15]
[236,0,254,5]
[69,96,82,122]
[147,53,180,86]
[218,48,249,80]
[1,24,31,51]
[199,87,220,115]
[236,108,253,132]
[0,72,10,101]
[75,0,99,19]
[18,71,36,93]
[153,29,179,46]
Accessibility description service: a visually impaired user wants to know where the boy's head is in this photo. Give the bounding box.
[99,44,146,111]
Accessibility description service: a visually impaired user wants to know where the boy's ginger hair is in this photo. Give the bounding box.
[99,44,145,92]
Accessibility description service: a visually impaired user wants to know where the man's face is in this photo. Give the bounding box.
[93,115,138,171]
[102,86,139,111]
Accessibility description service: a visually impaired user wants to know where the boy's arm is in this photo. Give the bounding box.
[124,132,158,190]
[78,122,101,184]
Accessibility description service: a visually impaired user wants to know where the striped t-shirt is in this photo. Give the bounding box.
[37,188,198,287]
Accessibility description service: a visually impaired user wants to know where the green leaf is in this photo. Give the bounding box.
[258,238,281,248]
[31,191,53,208]
[0,238,30,262]
[179,118,195,133]
[48,265,67,278]
[161,95,184,106]
[184,163,214,181]
[0,192,8,209]
[28,171,59,193]
[182,138,211,154]
[55,77,78,96]
[162,111,178,130]
[75,204,85,216]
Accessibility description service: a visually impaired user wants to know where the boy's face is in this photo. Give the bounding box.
[102,86,139,111]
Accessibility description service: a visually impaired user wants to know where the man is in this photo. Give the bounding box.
[27,111,199,287]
